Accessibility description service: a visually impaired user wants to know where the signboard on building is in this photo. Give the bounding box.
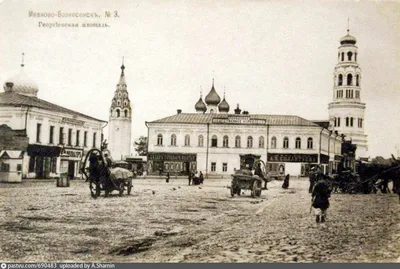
[320,154,329,164]
[268,153,318,163]
[62,148,83,160]
[148,152,196,162]
[212,116,266,125]
[62,117,85,126]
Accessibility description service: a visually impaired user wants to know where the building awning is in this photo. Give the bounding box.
[27,144,61,157]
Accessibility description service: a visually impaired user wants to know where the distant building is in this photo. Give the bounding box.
[146,81,342,177]
[107,62,132,161]
[328,29,368,160]
[0,60,106,179]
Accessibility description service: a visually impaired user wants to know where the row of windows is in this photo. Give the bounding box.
[338,51,357,62]
[156,134,314,149]
[114,109,129,118]
[36,124,97,148]
[333,117,363,128]
[210,162,228,172]
[337,74,360,87]
[335,89,361,99]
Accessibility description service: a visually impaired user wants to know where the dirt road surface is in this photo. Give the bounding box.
[0,177,399,262]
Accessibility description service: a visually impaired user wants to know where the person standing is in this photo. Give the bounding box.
[312,177,332,223]
[199,171,204,184]
[255,163,268,190]
[188,172,193,185]
[165,172,170,183]
[282,174,290,189]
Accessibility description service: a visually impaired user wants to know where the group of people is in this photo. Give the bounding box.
[164,171,204,185]
[309,165,332,223]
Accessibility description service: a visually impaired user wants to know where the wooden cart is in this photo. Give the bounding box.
[230,171,263,198]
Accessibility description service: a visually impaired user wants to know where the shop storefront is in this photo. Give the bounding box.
[61,147,84,179]
[27,144,61,179]
[148,152,196,176]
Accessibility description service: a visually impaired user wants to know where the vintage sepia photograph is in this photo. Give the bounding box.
[0,0,399,264]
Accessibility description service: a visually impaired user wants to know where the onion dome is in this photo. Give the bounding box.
[205,79,221,106]
[340,31,357,45]
[195,95,207,112]
[4,66,39,97]
[218,96,230,113]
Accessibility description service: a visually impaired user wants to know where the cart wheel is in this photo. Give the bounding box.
[252,180,262,198]
[127,181,132,195]
[119,181,125,196]
[230,185,235,197]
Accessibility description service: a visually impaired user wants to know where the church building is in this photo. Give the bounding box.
[328,28,368,160]
[107,61,132,161]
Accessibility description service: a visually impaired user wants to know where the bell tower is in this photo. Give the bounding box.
[328,25,368,159]
[108,60,132,160]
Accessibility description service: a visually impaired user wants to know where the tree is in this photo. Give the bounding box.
[134,136,148,156]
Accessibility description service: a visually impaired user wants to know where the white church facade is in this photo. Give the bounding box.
[107,62,132,161]
[328,29,368,159]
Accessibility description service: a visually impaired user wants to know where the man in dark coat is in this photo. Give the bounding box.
[312,178,332,223]
[282,174,290,189]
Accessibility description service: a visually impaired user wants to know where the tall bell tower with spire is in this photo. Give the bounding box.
[328,22,368,159]
[108,59,132,160]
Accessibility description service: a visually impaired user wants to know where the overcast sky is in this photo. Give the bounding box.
[1,0,399,158]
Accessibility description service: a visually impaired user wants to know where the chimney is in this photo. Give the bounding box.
[4,82,14,92]
[234,104,241,115]
[177,109,182,114]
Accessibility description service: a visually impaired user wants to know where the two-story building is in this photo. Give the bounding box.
[146,82,342,177]
[0,63,106,179]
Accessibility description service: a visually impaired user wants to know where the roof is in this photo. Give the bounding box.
[0,150,23,159]
[312,120,330,129]
[149,113,319,126]
[0,91,106,122]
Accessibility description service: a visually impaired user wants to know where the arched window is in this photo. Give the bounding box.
[171,134,176,146]
[337,117,341,127]
[346,117,349,127]
[307,137,313,149]
[259,136,265,148]
[350,117,354,127]
[341,52,344,61]
[356,74,360,86]
[334,117,337,127]
[347,74,353,86]
[210,109,214,114]
[355,52,357,62]
[295,137,301,149]
[235,136,241,148]
[223,135,229,148]
[211,135,218,147]
[247,136,253,148]
[338,74,343,86]
[157,134,163,146]
[283,137,289,149]
[347,51,353,61]
[360,118,363,128]
[116,109,120,117]
[185,134,190,146]
[198,135,204,147]
[124,109,128,117]
[271,136,277,149]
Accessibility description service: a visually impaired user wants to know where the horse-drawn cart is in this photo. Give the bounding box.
[230,171,263,198]
[81,148,133,198]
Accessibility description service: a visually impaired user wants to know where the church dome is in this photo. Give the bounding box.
[195,97,207,112]
[218,97,230,113]
[205,81,221,106]
[340,33,357,45]
[4,67,39,97]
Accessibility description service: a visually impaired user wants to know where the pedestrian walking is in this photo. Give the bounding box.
[165,172,170,183]
[311,177,332,223]
[199,171,204,184]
